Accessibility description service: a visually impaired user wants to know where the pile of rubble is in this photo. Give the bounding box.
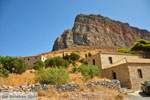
[0,80,124,93]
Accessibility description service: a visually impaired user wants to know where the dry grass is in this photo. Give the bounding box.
[38,85,125,100]
[69,73,84,83]
[38,88,58,97]
[38,88,70,100]
[0,70,36,86]
[79,85,87,91]
[69,72,105,84]
[91,86,119,95]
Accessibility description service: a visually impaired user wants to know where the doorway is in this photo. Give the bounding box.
[112,71,117,79]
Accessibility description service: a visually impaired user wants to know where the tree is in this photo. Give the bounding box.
[131,39,150,58]
[45,57,69,68]
[33,60,44,70]
[63,53,80,62]
[69,53,80,61]
[2,56,27,74]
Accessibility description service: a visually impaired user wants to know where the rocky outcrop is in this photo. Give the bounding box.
[52,14,150,51]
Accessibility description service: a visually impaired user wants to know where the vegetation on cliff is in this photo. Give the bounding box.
[118,39,150,58]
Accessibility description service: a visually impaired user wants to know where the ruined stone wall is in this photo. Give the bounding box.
[23,55,47,69]
[0,80,121,93]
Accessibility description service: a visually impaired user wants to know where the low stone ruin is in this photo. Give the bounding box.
[0,80,124,93]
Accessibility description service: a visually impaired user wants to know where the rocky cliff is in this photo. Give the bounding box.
[52,14,150,51]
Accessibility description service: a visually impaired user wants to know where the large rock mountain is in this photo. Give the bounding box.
[52,14,150,51]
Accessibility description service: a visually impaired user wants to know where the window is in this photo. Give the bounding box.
[138,69,143,78]
[28,58,30,61]
[92,59,96,65]
[108,57,113,64]
[35,57,37,60]
[112,71,117,79]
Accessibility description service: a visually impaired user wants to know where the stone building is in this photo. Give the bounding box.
[23,55,47,69]
[88,52,150,90]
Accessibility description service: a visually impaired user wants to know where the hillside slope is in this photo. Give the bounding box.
[52,14,150,51]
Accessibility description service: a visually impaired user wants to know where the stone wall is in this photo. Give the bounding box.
[88,53,102,75]
[88,53,140,70]
[99,53,139,69]
[128,63,150,90]
[102,64,131,88]
[0,80,122,93]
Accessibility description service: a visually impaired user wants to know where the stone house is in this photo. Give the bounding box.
[88,52,150,90]
[23,55,47,69]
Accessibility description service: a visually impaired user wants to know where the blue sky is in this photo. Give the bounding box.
[0,0,150,57]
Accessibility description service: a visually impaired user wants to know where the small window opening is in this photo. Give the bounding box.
[138,69,143,78]
[109,57,113,64]
[92,59,95,65]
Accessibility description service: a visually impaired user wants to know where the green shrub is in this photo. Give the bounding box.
[45,57,69,68]
[2,56,27,74]
[79,58,88,65]
[35,67,70,85]
[54,51,58,54]
[72,61,77,67]
[77,51,81,55]
[71,66,78,73]
[0,64,9,77]
[70,53,80,61]
[63,53,80,61]
[78,64,100,80]
[33,60,44,70]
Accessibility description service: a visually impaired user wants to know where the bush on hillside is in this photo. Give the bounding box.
[71,66,78,73]
[35,67,70,85]
[78,64,100,80]
[79,58,88,65]
[33,60,45,70]
[45,57,69,68]
[63,53,80,61]
[2,56,27,74]
[69,53,80,61]
[0,64,9,77]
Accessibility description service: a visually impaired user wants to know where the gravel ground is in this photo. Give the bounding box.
[126,91,150,100]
